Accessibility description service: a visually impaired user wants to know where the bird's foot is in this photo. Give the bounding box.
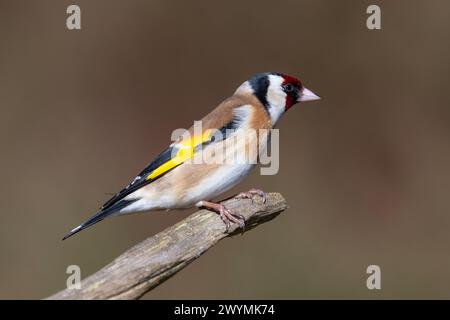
[234,188,267,204]
[197,200,245,233]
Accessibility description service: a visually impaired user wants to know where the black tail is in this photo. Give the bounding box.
[62,199,136,240]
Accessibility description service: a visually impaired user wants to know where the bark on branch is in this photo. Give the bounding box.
[47,192,288,300]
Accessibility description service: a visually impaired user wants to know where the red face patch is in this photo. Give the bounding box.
[282,75,302,87]
[281,74,302,110]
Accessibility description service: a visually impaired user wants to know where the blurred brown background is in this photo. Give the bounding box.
[1,0,450,299]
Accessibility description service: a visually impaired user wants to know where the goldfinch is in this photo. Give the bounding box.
[63,72,320,240]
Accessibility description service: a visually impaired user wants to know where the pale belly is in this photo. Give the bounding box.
[118,162,255,214]
[176,162,255,207]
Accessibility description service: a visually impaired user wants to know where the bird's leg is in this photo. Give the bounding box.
[197,200,245,232]
[234,188,267,204]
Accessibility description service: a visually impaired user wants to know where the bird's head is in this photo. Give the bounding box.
[236,72,320,123]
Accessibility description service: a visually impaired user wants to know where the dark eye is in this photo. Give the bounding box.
[283,84,294,93]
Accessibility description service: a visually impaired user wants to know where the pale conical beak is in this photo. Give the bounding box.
[297,87,321,102]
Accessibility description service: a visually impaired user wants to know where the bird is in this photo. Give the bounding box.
[63,72,320,240]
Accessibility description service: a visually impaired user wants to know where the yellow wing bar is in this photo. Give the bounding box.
[147,130,212,180]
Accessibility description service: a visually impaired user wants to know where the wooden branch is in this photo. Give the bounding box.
[47,192,288,300]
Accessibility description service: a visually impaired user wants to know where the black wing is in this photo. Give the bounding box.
[101,146,176,210]
[101,112,247,211]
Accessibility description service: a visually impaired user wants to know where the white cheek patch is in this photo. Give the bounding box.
[266,74,287,124]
